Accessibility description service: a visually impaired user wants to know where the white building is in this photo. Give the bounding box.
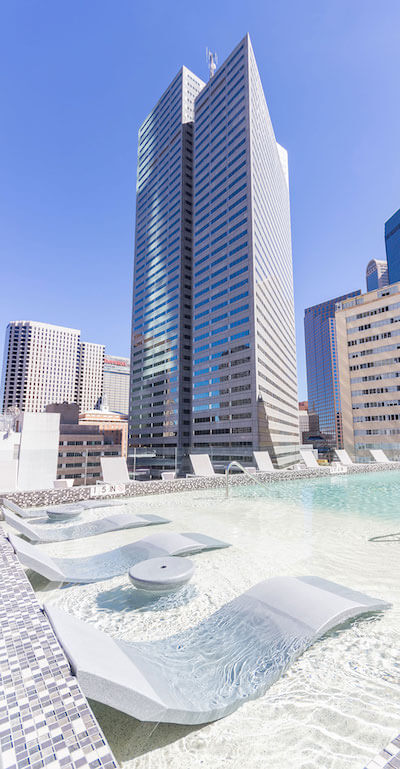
[77,341,104,412]
[1,321,79,413]
[103,355,130,415]
[191,35,299,467]
[0,321,103,414]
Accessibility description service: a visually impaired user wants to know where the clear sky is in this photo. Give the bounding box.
[1,0,399,399]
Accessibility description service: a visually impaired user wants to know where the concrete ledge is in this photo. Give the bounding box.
[2,462,400,509]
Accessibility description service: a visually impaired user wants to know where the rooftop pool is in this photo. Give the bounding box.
[26,470,400,769]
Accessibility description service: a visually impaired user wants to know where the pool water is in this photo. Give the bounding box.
[26,471,400,768]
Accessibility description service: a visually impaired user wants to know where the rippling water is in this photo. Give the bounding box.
[22,471,400,768]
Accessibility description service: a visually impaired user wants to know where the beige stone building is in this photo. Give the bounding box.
[336,283,400,461]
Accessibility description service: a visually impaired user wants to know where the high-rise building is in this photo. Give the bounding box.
[129,35,299,471]
[191,35,299,467]
[77,341,104,412]
[1,321,80,413]
[0,321,104,415]
[129,66,205,471]
[336,282,400,461]
[366,259,388,292]
[103,355,130,415]
[304,291,361,448]
[385,208,400,285]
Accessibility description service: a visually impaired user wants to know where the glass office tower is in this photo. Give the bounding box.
[129,67,205,473]
[304,291,360,448]
[191,35,299,467]
[385,208,400,285]
[366,259,388,292]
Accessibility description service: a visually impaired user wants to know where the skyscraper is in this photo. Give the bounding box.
[385,207,400,284]
[304,291,361,448]
[77,341,104,412]
[129,67,205,470]
[191,35,299,467]
[1,321,80,413]
[366,259,388,292]
[103,355,130,414]
[1,321,104,414]
[129,35,299,471]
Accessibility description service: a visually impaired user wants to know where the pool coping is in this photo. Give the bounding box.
[0,529,117,769]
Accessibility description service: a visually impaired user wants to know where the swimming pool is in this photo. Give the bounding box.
[27,471,400,769]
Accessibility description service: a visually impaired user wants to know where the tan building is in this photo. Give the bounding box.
[336,283,400,461]
[79,409,128,458]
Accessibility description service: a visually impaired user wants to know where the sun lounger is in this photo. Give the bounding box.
[188,454,216,477]
[8,531,230,583]
[370,449,392,463]
[334,449,354,466]
[44,575,389,725]
[253,451,275,472]
[2,508,169,543]
[299,449,321,469]
[101,456,130,484]
[1,497,129,520]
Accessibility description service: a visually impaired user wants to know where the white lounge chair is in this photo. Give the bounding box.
[370,449,391,464]
[100,457,130,484]
[334,449,354,466]
[161,471,177,481]
[1,497,129,520]
[8,530,230,583]
[189,454,216,477]
[253,451,275,472]
[2,508,169,543]
[299,449,320,469]
[44,576,390,726]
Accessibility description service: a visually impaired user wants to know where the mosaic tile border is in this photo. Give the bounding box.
[0,530,117,769]
[364,735,400,768]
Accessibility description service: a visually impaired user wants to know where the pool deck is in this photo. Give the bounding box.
[1,463,400,768]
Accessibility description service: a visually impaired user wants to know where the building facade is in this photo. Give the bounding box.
[129,35,299,472]
[79,409,128,458]
[304,291,361,449]
[366,259,388,292]
[190,35,299,467]
[336,283,400,461]
[129,66,205,472]
[1,321,80,413]
[385,208,400,285]
[77,341,104,412]
[46,403,121,485]
[1,321,105,415]
[103,355,130,415]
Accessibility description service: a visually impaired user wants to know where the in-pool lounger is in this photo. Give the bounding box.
[2,508,169,543]
[44,576,390,725]
[1,497,130,520]
[8,531,230,583]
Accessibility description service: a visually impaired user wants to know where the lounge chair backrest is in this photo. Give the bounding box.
[8,533,64,582]
[334,449,353,466]
[3,510,40,542]
[253,451,274,472]
[100,457,130,484]
[189,454,215,477]
[299,449,319,469]
[370,449,390,463]
[2,498,24,515]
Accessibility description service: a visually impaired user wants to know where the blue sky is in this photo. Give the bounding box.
[1,1,399,399]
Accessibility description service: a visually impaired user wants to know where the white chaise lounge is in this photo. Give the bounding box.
[189,454,216,477]
[100,457,130,484]
[1,497,130,520]
[8,530,230,583]
[299,449,321,469]
[253,451,275,472]
[334,449,354,466]
[370,449,392,464]
[2,508,169,543]
[44,576,390,726]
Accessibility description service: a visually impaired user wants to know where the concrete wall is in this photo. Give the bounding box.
[17,412,60,491]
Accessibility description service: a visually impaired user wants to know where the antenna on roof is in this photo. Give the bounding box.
[206,48,218,79]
